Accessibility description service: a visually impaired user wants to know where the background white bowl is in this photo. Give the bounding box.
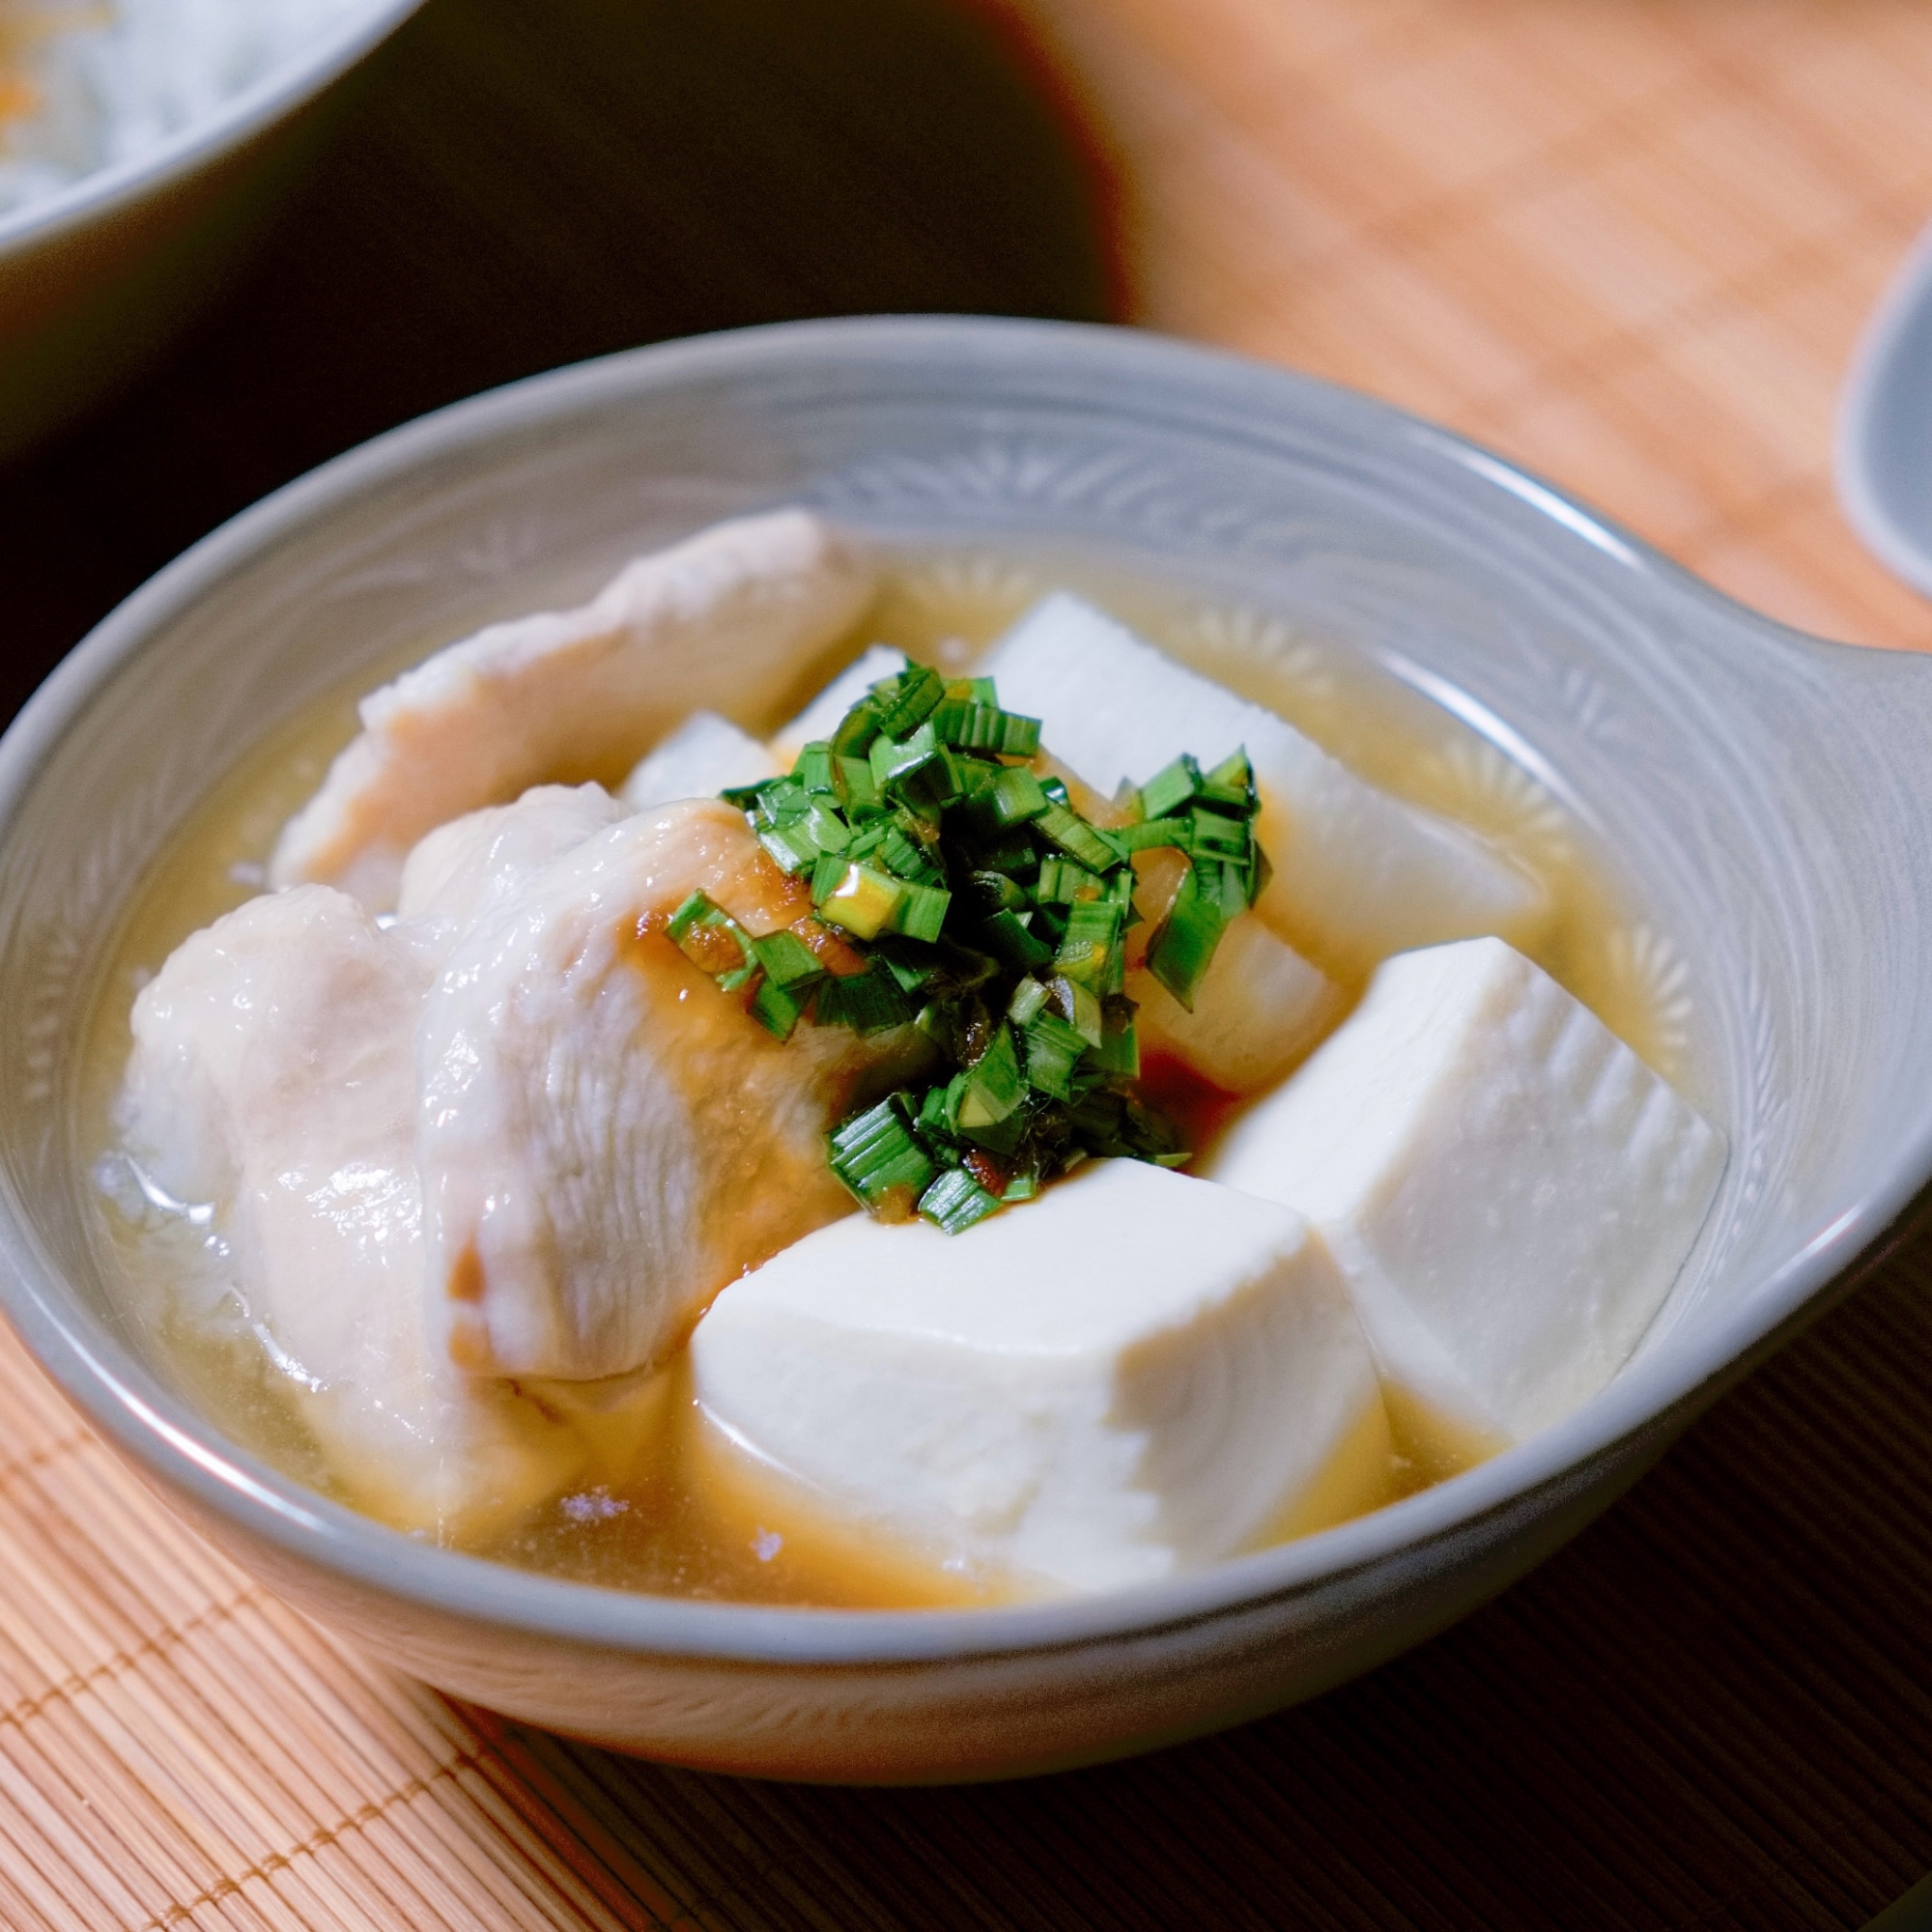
[4,316,1932,1781]
[0,0,421,460]
[1838,218,1932,599]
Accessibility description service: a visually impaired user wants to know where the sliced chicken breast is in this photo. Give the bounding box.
[271,509,873,909]
[396,782,628,935]
[416,797,925,1383]
[1128,917,1342,1096]
[120,886,583,1538]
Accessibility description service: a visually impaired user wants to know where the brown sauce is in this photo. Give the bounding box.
[1133,1049,1245,1161]
[77,552,1690,1607]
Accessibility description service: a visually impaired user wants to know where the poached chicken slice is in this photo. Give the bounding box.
[396,782,628,935]
[120,886,583,1538]
[416,797,925,1383]
[270,509,873,909]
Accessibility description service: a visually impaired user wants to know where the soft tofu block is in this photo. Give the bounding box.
[980,594,1545,975]
[1130,913,1341,1095]
[1207,937,1726,1442]
[766,643,907,763]
[689,1160,1386,1596]
[620,711,780,810]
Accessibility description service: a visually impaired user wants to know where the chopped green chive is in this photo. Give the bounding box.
[1111,816,1191,854]
[869,719,941,789]
[930,696,1042,757]
[748,975,804,1039]
[669,651,1269,1231]
[872,663,946,740]
[918,1167,1002,1235]
[978,908,1055,974]
[804,800,850,853]
[829,1097,936,1219]
[1202,748,1256,809]
[665,889,721,945]
[798,741,838,795]
[665,891,754,985]
[817,863,905,941]
[984,764,1049,827]
[880,950,938,995]
[876,820,942,886]
[1146,862,1228,1010]
[1051,973,1105,1047]
[1055,898,1125,990]
[750,928,826,992]
[836,754,881,814]
[970,867,1029,914]
[1138,754,1202,821]
[952,1027,1026,1134]
[1007,976,1051,1026]
[1094,999,1141,1078]
[831,696,886,758]
[1189,802,1250,861]
[812,962,915,1034]
[1036,855,1100,903]
[1037,801,1122,874]
[1023,1009,1089,1101]
[890,881,952,944]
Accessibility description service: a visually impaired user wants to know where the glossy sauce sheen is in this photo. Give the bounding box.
[78,554,1689,1607]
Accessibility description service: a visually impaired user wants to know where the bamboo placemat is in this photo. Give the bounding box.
[5,0,1932,1924]
[1033,0,1932,653]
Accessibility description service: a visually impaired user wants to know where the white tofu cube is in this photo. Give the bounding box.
[767,643,909,764]
[1207,937,1726,1443]
[689,1160,1387,1597]
[980,594,1547,974]
[620,711,780,810]
[1130,913,1342,1095]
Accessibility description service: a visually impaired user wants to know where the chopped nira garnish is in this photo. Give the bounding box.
[670,656,1269,1232]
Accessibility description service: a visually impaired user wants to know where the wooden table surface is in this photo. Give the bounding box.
[6,1,1932,1925]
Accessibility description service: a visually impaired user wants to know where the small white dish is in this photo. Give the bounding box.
[1836,220,1932,597]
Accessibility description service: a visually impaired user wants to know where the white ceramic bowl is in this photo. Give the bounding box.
[0,0,420,459]
[1838,218,1932,597]
[4,317,1931,1782]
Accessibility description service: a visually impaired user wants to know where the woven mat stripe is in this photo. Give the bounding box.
[0,1364,644,1930]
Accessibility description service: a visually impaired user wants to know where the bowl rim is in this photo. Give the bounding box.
[1836,215,1932,598]
[0,0,423,260]
[6,312,1929,1668]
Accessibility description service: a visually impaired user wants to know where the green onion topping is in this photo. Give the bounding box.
[682,655,1268,1233]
